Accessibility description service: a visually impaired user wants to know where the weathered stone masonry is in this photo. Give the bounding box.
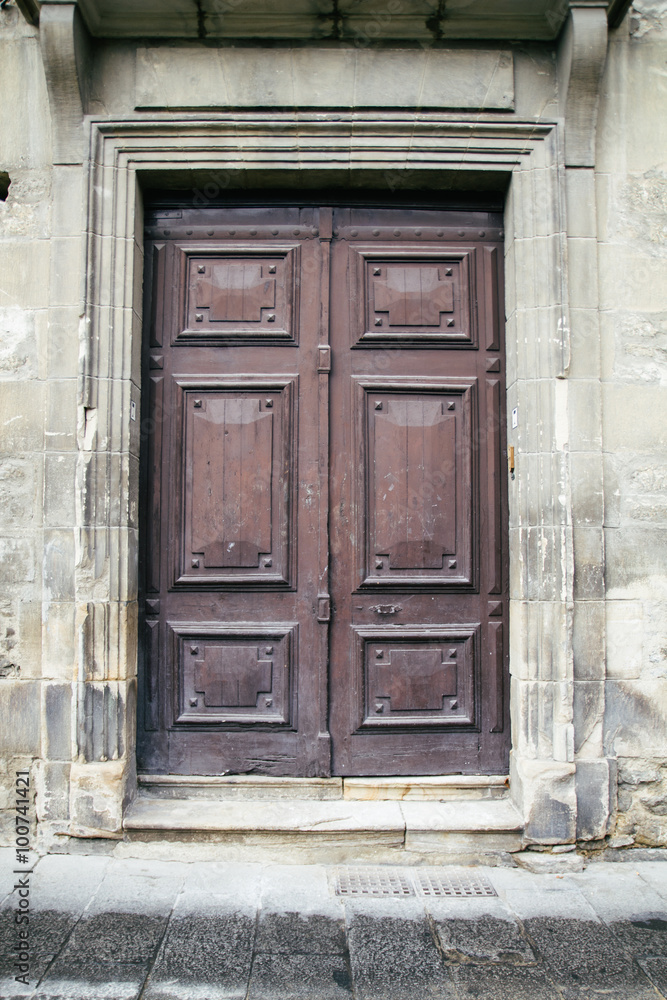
[0,0,665,854]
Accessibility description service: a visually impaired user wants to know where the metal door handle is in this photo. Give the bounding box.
[370,605,402,615]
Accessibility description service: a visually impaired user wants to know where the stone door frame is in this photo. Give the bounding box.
[70,113,584,843]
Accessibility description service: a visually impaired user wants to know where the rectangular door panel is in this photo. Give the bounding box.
[355,377,475,589]
[172,376,297,588]
[350,246,476,347]
[176,243,300,345]
[170,622,296,726]
[353,626,478,730]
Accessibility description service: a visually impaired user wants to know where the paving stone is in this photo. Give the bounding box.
[504,888,599,921]
[85,871,184,916]
[557,984,662,1000]
[524,917,653,991]
[247,952,353,999]
[142,913,254,999]
[62,912,168,963]
[575,863,667,926]
[636,864,667,906]
[0,907,78,960]
[177,862,263,914]
[638,957,667,995]
[607,914,667,958]
[33,959,149,1000]
[255,864,346,954]
[450,963,562,999]
[0,955,51,999]
[433,914,536,964]
[255,911,346,955]
[29,856,110,913]
[346,914,455,999]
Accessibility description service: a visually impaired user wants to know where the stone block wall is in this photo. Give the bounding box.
[0,0,665,850]
[0,5,55,841]
[597,0,667,845]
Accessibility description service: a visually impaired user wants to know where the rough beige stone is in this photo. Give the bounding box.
[605,679,667,757]
[566,168,597,239]
[0,170,51,239]
[599,244,667,311]
[51,166,84,238]
[45,379,77,452]
[0,538,36,584]
[0,381,44,452]
[606,601,644,680]
[603,386,667,453]
[573,601,605,681]
[0,456,40,530]
[43,453,77,527]
[0,680,41,754]
[0,240,51,309]
[46,305,84,380]
[612,313,667,387]
[42,601,77,681]
[16,600,42,679]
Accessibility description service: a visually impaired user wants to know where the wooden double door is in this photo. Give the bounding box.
[138,203,509,777]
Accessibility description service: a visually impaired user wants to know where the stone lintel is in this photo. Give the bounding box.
[135,47,514,113]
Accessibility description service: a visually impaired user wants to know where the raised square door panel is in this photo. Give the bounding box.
[172,375,297,588]
[350,246,476,347]
[355,376,476,589]
[354,626,478,730]
[175,244,299,344]
[170,623,296,726]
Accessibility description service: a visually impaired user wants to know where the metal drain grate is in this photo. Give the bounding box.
[415,869,497,897]
[333,867,497,898]
[334,867,415,897]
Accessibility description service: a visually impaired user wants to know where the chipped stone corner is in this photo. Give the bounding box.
[68,759,133,838]
[511,755,577,845]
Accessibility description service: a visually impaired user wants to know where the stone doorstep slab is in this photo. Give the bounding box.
[137,774,510,802]
[122,796,524,856]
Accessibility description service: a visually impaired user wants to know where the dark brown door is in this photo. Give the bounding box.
[138,202,508,777]
[328,207,508,775]
[138,206,331,776]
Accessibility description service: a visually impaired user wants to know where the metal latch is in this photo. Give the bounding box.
[370,604,402,615]
[317,345,331,372]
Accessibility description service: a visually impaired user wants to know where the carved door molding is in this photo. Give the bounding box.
[138,202,508,777]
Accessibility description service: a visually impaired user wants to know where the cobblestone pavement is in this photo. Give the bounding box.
[2,850,667,999]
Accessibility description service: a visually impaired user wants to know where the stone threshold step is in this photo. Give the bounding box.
[123,796,524,859]
[137,774,510,802]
